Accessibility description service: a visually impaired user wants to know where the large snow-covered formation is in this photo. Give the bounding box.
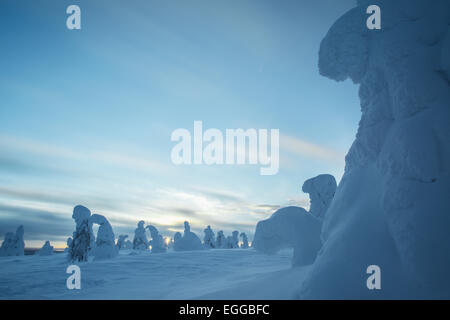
[253,207,322,266]
[68,205,93,262]
[240,232,249,249]
[146,225,167,253]
[0,225,25,257]
[302,174,337,221]
[36,241,54,256]
[133,221,149,250]
[90,214,118,260]
[173,221,203,251]
[300,0,450,299]
[203,225,215,248]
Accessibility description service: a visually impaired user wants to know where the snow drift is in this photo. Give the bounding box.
[300,0,450,299]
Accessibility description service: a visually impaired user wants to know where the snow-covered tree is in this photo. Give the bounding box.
[166,237,174,250]
[240,232,249,249]
[230,231,239,248]
[215,230,226,248]
[302,174,337,220]
[0,225,25,257]
[64,237,72,253]
[146,225,166,253]
[132,220,148,250]
[253,206,322,266]
[36,241,54,256]
[90,214,118,260]
[173,232,182,247]
[116,235,129,250]
[203,225,215,248]
[68,205,93,262]
[225,236,231,248]
[173,221,203,251]
[123,239,133,249]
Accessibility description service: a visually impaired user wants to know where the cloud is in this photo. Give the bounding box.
[0,134,170,176]
[280,134,345,162]
[0,203,73,242]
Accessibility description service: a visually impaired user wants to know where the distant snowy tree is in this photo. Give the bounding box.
[173,221,203,251]
[225,236,233,248]
[216,230,227,248]
[173,232,182,248]
[240,232,249,248]
[203,225,215,248]
[166,237,174,250]
[36,241,54,256]
[146,225,166,253]
[0,225,25,257]
[116,235,129,250]
[68,205,93,262]
[302,174,337,220]
[230,231,239,248]
[132,220,149,250]
[64,237,73,253]
[90,214,118,260]
[123,240,133,249]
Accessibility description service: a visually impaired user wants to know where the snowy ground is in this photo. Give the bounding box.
[0,248,308,299]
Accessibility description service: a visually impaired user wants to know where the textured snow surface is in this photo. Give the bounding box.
[301,0,450,299]
[0,248,299,299]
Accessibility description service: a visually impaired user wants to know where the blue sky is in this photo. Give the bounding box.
[0,0,359,247]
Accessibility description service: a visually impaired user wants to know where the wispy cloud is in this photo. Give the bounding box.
[280,134,345,162]
[0,134,171,175]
